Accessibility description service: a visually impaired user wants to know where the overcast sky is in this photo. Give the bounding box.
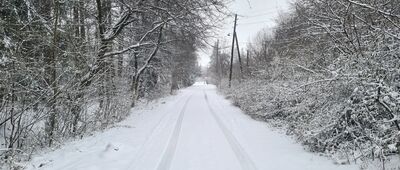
[198,0,292,67]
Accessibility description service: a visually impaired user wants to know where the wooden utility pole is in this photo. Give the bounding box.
[229,14,237,88]
[264,41,268,62]
[246,50,249,75]
[246,50,249,68]
[234,32,243,75]
[216,40,221,82]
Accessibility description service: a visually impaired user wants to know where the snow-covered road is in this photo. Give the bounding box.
[26,83,358,170]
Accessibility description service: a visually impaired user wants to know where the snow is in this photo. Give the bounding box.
[25,83,359,170]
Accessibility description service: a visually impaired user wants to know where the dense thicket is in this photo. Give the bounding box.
[0,0,224,167]
[209,0,400,165]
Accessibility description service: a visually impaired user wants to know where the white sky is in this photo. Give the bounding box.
[198,0,292,67]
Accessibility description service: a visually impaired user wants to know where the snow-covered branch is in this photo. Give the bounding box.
[346,0,400,19]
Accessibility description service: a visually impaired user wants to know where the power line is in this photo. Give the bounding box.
[241,11,278,18]
[237,19,274,25]
[246,6,283,13]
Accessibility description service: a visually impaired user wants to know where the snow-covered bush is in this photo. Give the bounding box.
[212,0,400,166]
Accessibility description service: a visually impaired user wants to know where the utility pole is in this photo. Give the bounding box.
[264,40,268,62]
[234,32,243,75]
[229,14,237,88]
[246,50,249,73]
[216,40,221,83]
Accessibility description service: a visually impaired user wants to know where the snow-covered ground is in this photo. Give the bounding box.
[25,83,360,170]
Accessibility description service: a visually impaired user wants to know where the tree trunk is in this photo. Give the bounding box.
[47,0,60,146]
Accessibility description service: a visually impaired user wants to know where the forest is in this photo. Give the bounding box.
[0,0,225,167]
[207,0,400,167]
[2,0,400,169]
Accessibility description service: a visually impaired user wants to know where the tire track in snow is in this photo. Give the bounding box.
[204,91,258,170]
[207,92,243,139]
[156,95,192,170]
[127,94,190,169]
